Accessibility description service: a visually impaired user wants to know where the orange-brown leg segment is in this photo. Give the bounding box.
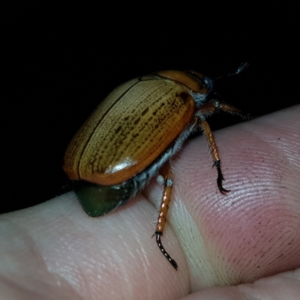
[200,119,230,194]
[195,100,246,194]
[155,162,178,270]
[196,100,247,119]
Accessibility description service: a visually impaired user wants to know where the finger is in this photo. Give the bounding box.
[0,191,188,299]
[146,105,300,290]
[180,268,300,300]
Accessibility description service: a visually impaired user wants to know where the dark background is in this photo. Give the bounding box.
[1,2,299,214]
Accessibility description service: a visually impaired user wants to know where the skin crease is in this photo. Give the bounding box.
[0,105,299,300]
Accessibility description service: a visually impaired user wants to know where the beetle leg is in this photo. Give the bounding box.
[195,101,248,194]
[196,100,248,119]
[155,162,178,270]
[199,118,230,194]
[219,102,251,120]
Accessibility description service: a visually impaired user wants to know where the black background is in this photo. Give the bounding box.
[1,2,299,214]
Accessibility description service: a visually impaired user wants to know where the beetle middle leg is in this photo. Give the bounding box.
[155,161,178,270]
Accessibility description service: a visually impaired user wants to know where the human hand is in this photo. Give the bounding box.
[1,105,299,299]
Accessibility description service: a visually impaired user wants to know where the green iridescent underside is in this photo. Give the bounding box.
[73,180,136,217]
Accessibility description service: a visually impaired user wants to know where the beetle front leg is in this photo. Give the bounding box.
[200,119,230,194]
[198,100,249,119]
[155,162,178,270]
[195,100,247,194]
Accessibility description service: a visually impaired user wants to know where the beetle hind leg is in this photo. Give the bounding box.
[155,232,178,270]
[154,162,178,270]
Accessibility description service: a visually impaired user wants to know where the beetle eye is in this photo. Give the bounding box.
[185,70,213,93]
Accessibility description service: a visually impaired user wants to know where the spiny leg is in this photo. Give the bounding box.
[155,162,178,270]
[200,119,230,194]
[196,100,248,193]
[197,100,248,119]
[219,102,250,120]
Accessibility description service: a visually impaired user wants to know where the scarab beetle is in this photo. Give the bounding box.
[63,68,246,270]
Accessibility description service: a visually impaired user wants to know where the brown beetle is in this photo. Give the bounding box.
[63,69,245,270]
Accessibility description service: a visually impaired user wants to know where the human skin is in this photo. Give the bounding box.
[0,105,299,300]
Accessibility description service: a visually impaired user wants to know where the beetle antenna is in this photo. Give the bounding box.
[215,61,249,81]
[155,233,178,270]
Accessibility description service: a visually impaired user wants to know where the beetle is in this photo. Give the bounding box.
[63,68,246,270]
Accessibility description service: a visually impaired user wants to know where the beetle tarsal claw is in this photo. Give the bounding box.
[214,160,230,194]
[217,177,231,194]
[155,233,178,270]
